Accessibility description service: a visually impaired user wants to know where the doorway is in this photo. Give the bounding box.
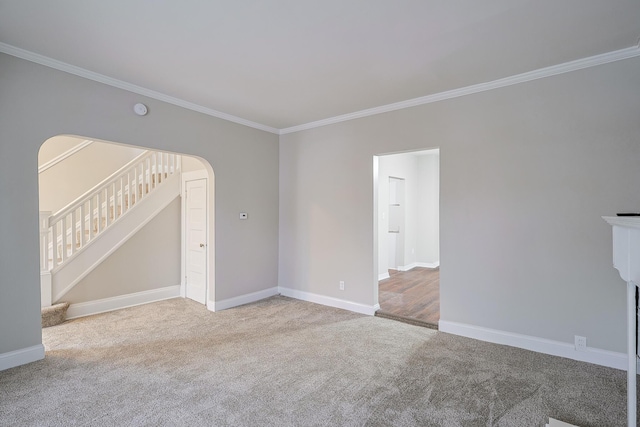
[374,149,440,328]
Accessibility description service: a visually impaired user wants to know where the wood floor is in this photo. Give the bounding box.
[377,267,439,328]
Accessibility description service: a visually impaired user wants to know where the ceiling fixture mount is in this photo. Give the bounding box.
[133,103,148,116]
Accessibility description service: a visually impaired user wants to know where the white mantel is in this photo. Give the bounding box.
[602,216,640,427]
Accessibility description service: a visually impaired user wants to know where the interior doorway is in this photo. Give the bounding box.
[374,148,440,328]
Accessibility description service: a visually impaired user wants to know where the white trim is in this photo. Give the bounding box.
[38,140,92,173]
[66,285,180,319]
[378,272,390,281]
[0,43,279,135]
[2,42,638,137]
[397,261,440,271]
[417,261,440,269]
[215,287,279,311]
[0,344,45,372]
[278,286,379,316]
[439,320,628,371]
[397,263,417,272]
[280,44,640,135]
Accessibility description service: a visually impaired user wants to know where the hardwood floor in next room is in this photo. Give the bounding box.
[377,267,439,328]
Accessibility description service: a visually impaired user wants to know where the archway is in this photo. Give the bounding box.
[38,135,216,321]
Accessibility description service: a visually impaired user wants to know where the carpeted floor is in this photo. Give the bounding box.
[0,296,631,426]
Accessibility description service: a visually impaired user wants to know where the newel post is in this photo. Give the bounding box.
[39,211,52,307]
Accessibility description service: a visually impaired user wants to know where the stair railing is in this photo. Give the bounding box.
[41,150,181,271]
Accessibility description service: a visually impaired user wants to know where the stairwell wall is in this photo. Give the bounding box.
[0,53,279,364]
[62,198,182,303]
[38,139,144,212]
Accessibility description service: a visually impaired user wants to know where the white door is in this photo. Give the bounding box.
[185,178,207,304]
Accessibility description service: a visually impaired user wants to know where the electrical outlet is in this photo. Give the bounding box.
[575,335,587,351]
[339,281,345,291]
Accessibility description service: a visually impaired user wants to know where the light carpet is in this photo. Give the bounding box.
[0,296,632,426]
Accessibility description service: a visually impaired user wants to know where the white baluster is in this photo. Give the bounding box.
[51,221,58,269]
[141,159,147,199]
[80,203,86,247]
[70,210,77,256]
[61,217,68,262]
[89,196,95,240]
[96,191,102,234]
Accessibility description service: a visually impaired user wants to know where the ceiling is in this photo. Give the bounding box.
[1,1,639,132]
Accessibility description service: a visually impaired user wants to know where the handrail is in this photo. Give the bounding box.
[41,150,181,271]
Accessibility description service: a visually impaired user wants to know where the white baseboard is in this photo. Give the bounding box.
[397,263,416,272]
[378,272,390,281]
[398,261,439,271]
[439,320,628,371]
[215,287,279,311]
[418,261,440,269]
[66,285,181,319]
[278,286,379,316]
[0,344,45,372]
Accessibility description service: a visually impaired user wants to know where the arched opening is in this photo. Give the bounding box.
[38,134,216,324]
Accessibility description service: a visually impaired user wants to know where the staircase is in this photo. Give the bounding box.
[40,150,181,310]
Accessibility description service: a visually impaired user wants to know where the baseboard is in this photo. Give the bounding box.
[439,320,628,371]
[0,344,45,372]
[214,287,279,311]
[397,263,417,272]
[398,261,439,271]
[66,285,181,319]
[378,272,390,281]
[417,261,440,269]
[278,286,379,316]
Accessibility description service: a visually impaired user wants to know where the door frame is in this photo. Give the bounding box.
[181,169,214,308]
[373,149,441,310]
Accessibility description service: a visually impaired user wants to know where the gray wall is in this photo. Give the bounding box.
[279,57,640,353]
[62,197,182,303]
[0,53,279,356]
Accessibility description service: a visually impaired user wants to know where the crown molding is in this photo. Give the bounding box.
[0,42,279,135]
[3,41,639,137]
[280,43,640,135]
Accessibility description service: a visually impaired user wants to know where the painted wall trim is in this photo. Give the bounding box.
[439,320,628,371]
[66,285,181,319]
[280,43,640,134]
[215,287,279,311]
[378,272,390,281]
[279,286,378,316]
[0,344,45,372]
[0,43,279,135]
[397,261,439,271]
[38,140,93,173]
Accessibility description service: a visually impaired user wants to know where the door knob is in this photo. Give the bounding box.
[199,243,205,248]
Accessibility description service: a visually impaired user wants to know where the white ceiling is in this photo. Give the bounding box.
[1,1,639,131]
